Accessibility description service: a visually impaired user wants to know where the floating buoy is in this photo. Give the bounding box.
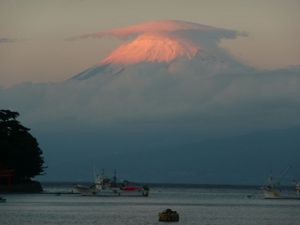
[159,209,179,222]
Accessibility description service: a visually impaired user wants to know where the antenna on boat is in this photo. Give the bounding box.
[93,165,97,181]
[113,169,117,185]
[268,169,273,181]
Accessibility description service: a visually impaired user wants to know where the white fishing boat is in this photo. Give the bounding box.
[262,167,300,200]
[74,170,149,197]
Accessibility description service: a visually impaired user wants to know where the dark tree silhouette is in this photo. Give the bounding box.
[0,109,45,182]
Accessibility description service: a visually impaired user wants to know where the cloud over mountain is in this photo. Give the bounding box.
[68,20,237,41]
[68,20,240,65]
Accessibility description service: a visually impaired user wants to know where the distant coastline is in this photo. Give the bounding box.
[41,181,296,191]
[41,181,259,190]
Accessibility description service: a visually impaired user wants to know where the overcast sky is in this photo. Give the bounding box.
[0,0,299,86]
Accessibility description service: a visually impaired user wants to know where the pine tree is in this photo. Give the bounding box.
[0,109,45,182]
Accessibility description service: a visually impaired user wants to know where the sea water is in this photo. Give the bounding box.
[0,185,299,225]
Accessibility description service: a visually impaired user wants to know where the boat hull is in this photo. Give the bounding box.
[74,185,149,197]
[263,189,300,200]
[74,171,150,197]
[73,185,98,196]
[94,189,148,197]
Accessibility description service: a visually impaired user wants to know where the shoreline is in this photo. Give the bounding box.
[41,181,264,190]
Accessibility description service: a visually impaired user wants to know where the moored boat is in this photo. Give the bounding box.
[296,182,300,193]
[74,170,149,197]
[262,167,300,200]
[262,185,300,199]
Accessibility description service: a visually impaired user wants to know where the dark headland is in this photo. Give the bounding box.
[0,109,45,193]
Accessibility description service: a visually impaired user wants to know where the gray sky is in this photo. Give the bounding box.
[0,0,300,86]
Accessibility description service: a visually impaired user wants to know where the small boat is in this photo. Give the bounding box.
[262,167,300,200]
[74,170,149,197]
[159,209,179,222]
[262,185,300,199]
[296,182,300,193]
[0,197,6,203]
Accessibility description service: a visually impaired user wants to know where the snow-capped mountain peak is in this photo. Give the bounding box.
[100,33,199,65]
[70,20,244,81]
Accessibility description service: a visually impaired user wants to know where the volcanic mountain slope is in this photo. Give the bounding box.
[71,20,249,81]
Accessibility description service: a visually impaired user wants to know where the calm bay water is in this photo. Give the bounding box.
[0,184,299,225]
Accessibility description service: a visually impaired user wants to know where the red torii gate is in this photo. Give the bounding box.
[0,169,14,191]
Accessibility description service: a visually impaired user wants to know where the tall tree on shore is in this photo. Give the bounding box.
[0,109,45,182]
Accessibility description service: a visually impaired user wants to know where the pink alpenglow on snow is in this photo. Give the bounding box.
[70,20,237,66]
[101,33,199,65]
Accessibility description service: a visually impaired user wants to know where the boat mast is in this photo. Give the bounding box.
[113,169,117,185]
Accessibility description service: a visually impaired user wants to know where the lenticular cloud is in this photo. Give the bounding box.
[69,20,237,41]
[68,20,239,65]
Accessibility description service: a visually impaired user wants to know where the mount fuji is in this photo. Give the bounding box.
[71,20,248,81]
[1,20,300,183]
